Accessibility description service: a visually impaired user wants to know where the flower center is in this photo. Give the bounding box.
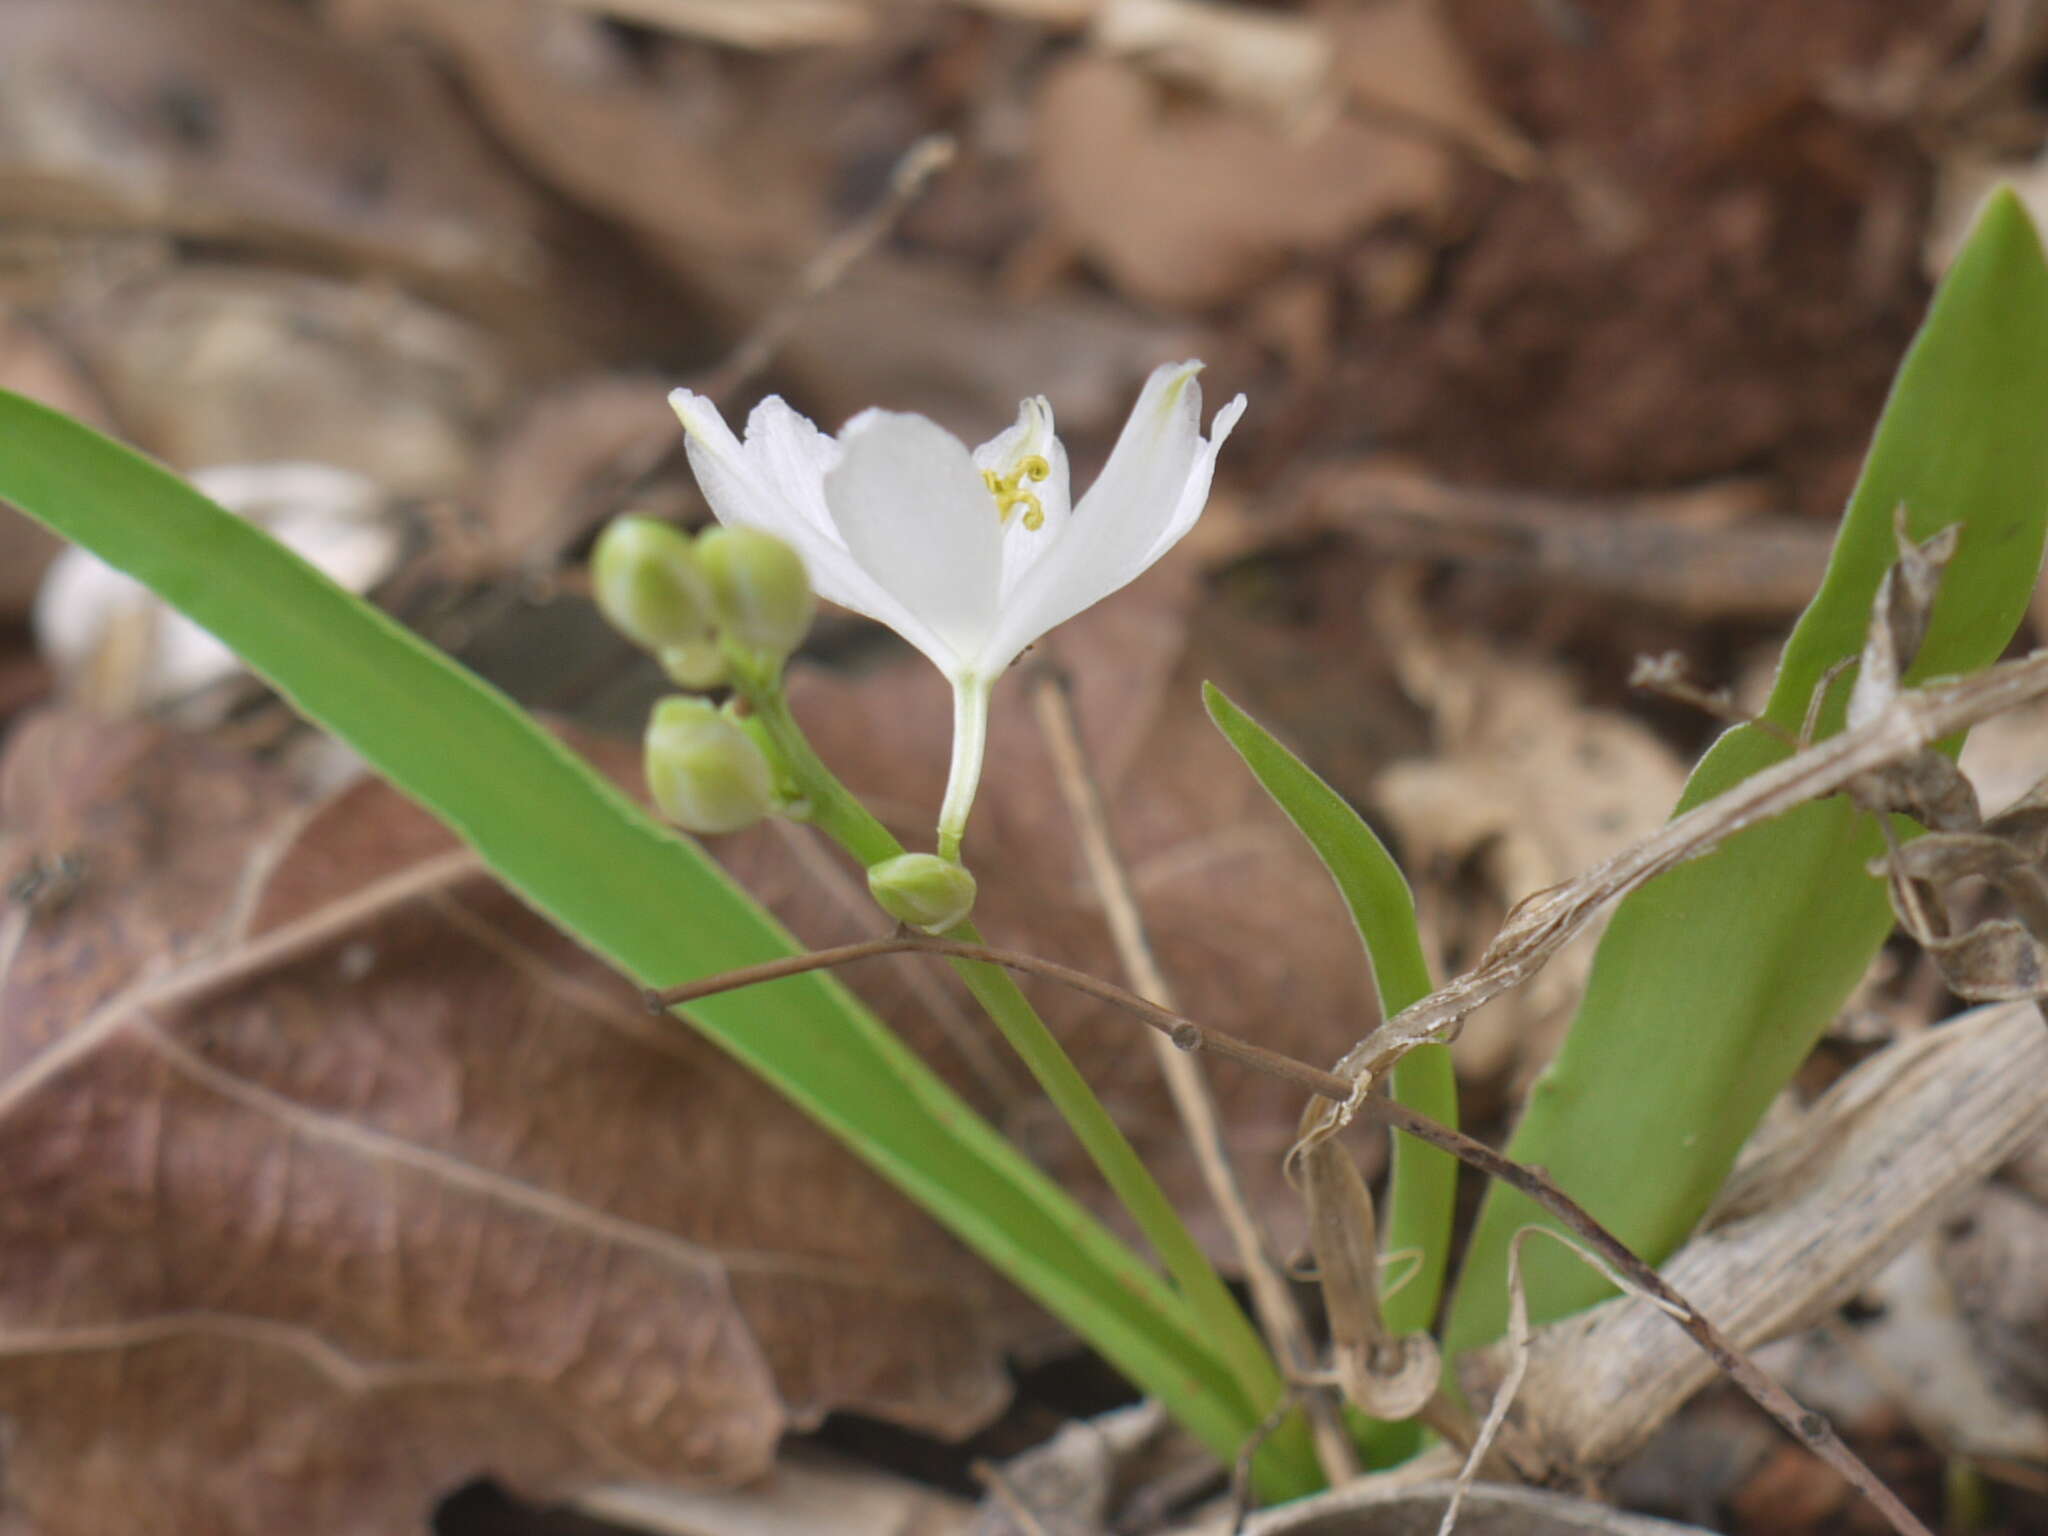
[981,454,1052,530]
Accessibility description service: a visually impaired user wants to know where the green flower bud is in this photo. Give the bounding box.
[659,637,728,691]
[593,516,714,654]
[867,852,977,934]
[644,695,777,834]
[697,525,815,662]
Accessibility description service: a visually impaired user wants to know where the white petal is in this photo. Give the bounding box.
[672,389,951,657]
[731,397,905,606]
[1135,391,1244,570]
[670,389,806,545]
[741,396,845,542]
[825,412,1005,671]
[981,362,1226,672]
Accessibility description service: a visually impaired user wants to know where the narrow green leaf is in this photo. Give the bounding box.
[740,686,1312,1496]
[0,391,1265,1466]
[1446,188,2048,1353]
[1203,684,1456,1333]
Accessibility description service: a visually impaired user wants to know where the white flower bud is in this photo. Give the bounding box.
[644,696,777,834]
[696,525,814,662]
[594,516,715,654]
[867,852,977,934]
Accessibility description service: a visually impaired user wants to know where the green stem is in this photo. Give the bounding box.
[741,672,1318,1500]
[937,673,990,863]
[1364,928,1457,1464]
[1355,1040,1459,1466]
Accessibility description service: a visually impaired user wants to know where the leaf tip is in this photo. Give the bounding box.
[1199,678,1235,726]
[1967,183,2047,273]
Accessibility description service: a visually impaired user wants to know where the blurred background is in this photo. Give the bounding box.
[7,2,2048,1534]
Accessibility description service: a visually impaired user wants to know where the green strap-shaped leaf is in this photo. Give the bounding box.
[0,392,1266,1465]
[1203,684,1456,1334]
[1446,188,2048,1353]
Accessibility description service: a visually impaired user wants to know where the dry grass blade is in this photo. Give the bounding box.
[667,930,1934,1534]
[1027,666,1360,1487]
[691,133,958,403]
[1445,1225,1679,1536]
[1317,647,2048,1098]
[1470,1001,2048,1479]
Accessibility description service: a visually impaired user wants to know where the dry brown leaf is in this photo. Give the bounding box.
[1767,1237,2048,1470]
[1465,1000,2048,1479]
[578,1449,973,1536]
[0,712,1024,1534]
[1091,0,1336,122]
[326,0,830,295]
[764,563,1386,1251]
[1329,0,1537,174]
[1959,691,2048,816]
[968,1401,1168,1536]
[330,0,1189,438]
[1370,575,1686,1089]
[1938,1178,2048,1426]
[1290,459,1832,622]
[0,0,565,334]
[58,267,510,497]
[763,255,1198,452]
[1033,53,1454,310]
[1219,1477,1713,1536]
[476,374,689,578]
[1312,646,2048,1098]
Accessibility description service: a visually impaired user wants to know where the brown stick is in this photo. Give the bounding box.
[651,934,1932,1536]
[1322,648,2048,1094]
[1028,663,1361,1486]
[692,134,955,403]
[648,933,1357,1102]
[1359,1098,1932,1536]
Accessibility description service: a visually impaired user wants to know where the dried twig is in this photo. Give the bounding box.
[647,931,1356,1103]
[1317,647,2048,1097]
[1497,1001,2048,1475]
[1630,651,1793,744]
[971,1457,1058,1536]
[691,134,957,403]
[1293,462,1829,620]
[1362,1097,1934,1536]
[1027,664,1360,1487]
[654,927,1933,1535]
[648,626,2048,1536]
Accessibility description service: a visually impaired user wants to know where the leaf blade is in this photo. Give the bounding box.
[1445,187,2048,1353]
[1203,683,1456,1334]
[0,390,1266,1463]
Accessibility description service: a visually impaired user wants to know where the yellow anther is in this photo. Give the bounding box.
[983,458,1052,530]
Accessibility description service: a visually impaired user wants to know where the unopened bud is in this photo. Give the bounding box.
[659,637,728,691]
[593,516,714,653]
[867,852,977,934]
[697,525,814,662]
[644,696,777,834]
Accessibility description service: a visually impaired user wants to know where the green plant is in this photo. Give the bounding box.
[7,187,2046,1509]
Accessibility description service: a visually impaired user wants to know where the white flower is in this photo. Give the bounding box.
[670,361,1245,858]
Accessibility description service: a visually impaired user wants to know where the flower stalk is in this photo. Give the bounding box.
[725,653,1318,1496]
[937,672,990,862]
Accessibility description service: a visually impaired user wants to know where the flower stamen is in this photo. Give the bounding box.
[981,454,1054,531]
